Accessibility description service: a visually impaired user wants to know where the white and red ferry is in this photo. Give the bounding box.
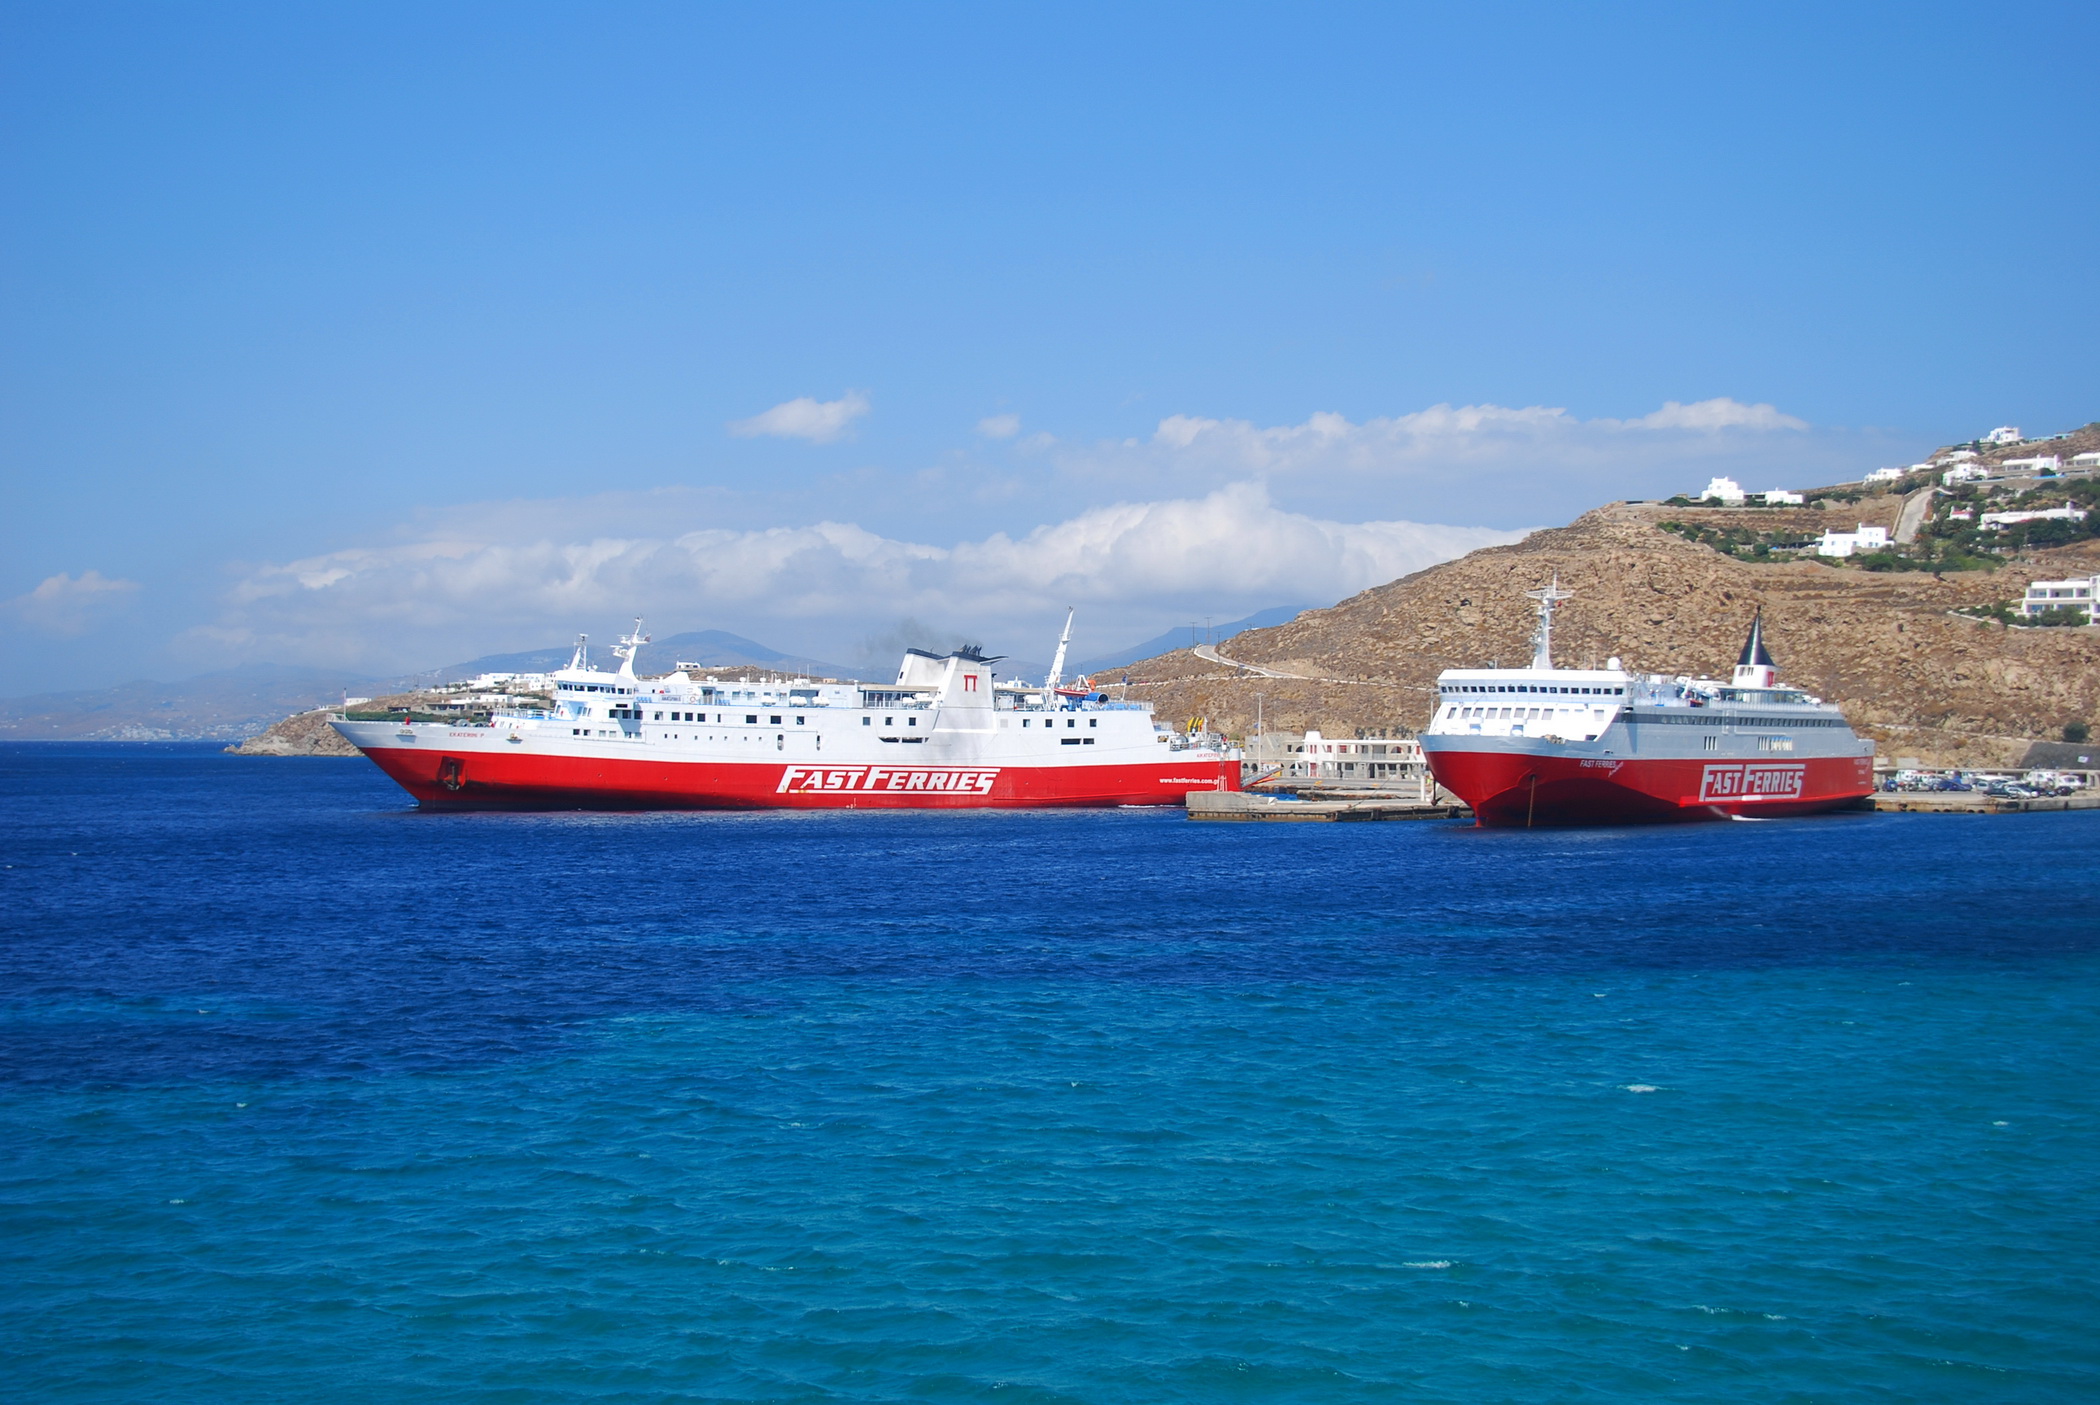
[1420,582,1874,826]
[332,617,1239,810]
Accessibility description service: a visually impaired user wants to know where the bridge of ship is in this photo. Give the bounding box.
[1431,669,1633,742]
[1430,668,1846,746]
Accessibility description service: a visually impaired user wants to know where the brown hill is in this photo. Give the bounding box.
[224,707,362,756]
[1117,500,2100,767]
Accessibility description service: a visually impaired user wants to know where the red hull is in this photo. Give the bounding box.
[354,744,1239,810]
[1426,748,1874,827]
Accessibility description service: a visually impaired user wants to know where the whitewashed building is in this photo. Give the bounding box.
[1863,467,1907,484]
[2019,575,2100,623]
[1980,503,2089,529]
[2072,452,2100,470]
[2001,454,2062,473]
[1984,426,2024,445]
[1816,524,1892,558]
[1254,729,1431,792]
[1942,463,1991,485]
[1761,489,1805,505]
[1697,476,1747,504]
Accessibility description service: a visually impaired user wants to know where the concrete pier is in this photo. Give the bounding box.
[1187,790,1470,822]
[1870,792,2100,815]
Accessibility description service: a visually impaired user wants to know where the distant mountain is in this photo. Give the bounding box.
[0,664,376,742]
[0,617,1323,743]
[407,629,857,683]
[0,629,860,742]
[1073,606,1311,676]
[651,630,855,679]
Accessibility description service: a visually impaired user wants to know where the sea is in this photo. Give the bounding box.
[3,743,2097,1403]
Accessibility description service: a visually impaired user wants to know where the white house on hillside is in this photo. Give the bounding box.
[1761,489,1805,505]
[1980,503,2089,530]
[1942,463,1990,485]
[1697,476,1746,504]
[2020,576,2100,624]
[1817,524,1891,558]
[1985,426,2024,445]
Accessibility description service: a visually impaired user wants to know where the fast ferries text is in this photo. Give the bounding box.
[778,766,999,795]
[1699,763,1805,802]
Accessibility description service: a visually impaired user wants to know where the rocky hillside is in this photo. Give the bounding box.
[1948,421,2100,472]
[224,689,471,756]
[1118,498,2099,767]
[223,707,363,756]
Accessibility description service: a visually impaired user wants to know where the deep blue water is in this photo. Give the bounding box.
[2,744,2097,1403]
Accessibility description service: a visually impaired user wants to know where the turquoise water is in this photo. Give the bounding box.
[3,744,2097,1402]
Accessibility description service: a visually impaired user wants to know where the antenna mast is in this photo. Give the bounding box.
[1525,576,1574,670]
[613,617,650,679]
[1045,607,1075,694]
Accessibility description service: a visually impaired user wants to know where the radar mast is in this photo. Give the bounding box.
[1526,576,1574,670]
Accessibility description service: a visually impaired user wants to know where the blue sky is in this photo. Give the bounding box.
[4,2,2095,691]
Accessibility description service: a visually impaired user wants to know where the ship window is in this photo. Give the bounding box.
[770,715,782,725]
[863,716,871,726]
[795,716,804,725]
[1088,718,1097,727]
[1067,718,1076,728]
[745,715,757,724]
[908,717,918,726]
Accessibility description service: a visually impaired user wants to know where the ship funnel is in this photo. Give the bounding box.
[1732,610,1777,688]
[1525,576,1575,670]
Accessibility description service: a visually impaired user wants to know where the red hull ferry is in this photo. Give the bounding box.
[334,621,1239,811]
[1420,583,1874,827]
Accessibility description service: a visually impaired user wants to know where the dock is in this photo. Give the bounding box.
[1187,789,1470,822]
[1870,792,2100,815]
[1193,788,2099,821]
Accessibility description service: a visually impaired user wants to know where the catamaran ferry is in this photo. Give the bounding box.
[332,616,1240,809]
[1420,582,1875,826]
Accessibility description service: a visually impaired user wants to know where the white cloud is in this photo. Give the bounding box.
[1626,399,1807,431]
[728,391,871,443]
[1140,396,1804,470]
[977,413,1022,439]
[1064,397,1843,525]
[3,570,140,635]
[190,485,1524,672]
